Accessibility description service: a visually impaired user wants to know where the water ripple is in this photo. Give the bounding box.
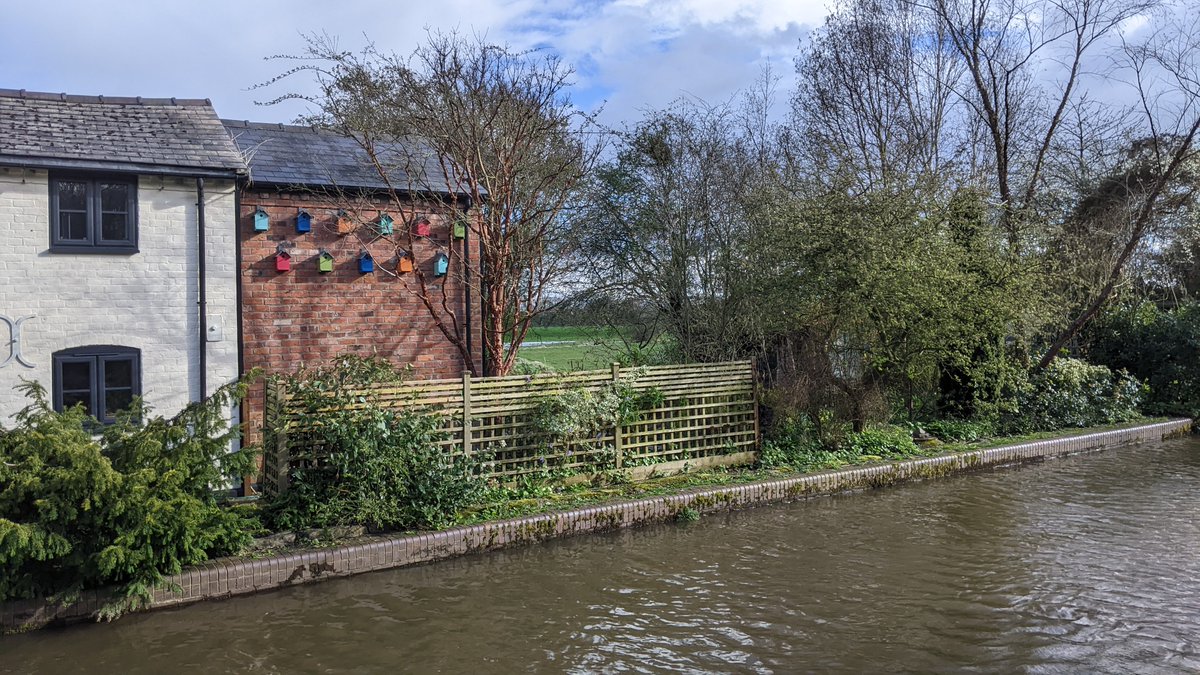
[5,439,1200,673]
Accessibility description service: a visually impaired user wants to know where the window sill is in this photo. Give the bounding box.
[48,245,140,255]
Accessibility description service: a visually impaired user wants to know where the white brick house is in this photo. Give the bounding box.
[0,90,246,423]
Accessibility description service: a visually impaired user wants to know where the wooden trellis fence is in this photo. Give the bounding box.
[261,361,759,497]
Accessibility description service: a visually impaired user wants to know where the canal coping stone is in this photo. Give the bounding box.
[0,418,1192,634]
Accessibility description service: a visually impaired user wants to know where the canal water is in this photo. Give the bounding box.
[5,437,1200,673]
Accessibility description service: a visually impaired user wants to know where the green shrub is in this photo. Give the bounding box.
[1001,357,1145,434]
[921,418,994,443]
[1085,302,1200,417]
[759,414,826,468]
[842,425,919,459]
[264,355,484,533]
[0,379,256,613]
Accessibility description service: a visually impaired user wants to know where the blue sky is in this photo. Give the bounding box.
[0,0,825,127]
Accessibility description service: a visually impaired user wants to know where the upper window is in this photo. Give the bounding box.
[49,174,138,253]
[52,346,141,424]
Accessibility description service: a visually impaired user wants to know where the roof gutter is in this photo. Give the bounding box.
[0,156,243,179]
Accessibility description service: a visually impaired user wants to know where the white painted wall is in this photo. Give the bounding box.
[0,168,240,421]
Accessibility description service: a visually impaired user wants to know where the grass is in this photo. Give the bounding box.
[454,417,1175,526]
[518,325,640,372]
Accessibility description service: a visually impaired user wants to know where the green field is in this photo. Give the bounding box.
[517,326,633,372]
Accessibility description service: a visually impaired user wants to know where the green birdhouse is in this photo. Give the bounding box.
[317,249,335,273]
[452,220,466,240]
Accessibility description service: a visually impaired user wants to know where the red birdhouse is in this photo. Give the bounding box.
[275,243,292,272]
[415,217,432,237]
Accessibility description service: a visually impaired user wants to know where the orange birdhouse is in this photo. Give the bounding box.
[336,210,354,235]
[397,252,415,274]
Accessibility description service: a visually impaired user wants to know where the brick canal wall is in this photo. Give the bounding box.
[2,419,1191,633]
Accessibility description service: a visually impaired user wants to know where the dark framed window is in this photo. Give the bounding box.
[52,346,141,424]
[49,174,138,253]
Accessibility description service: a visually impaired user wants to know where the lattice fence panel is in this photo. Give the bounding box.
[261,361,758,497]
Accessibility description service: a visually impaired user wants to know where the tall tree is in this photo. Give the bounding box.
[260,32,603,375]
[1038,13,1200,367]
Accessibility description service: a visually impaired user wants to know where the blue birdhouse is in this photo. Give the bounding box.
[378,213,394,236]
[253,207,269,232]
[358,251,375,274]
[296,210,312,233]
[433,252,450,277]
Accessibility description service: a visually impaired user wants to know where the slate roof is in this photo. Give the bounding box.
[222,119,463,195]
[0,89,246,176]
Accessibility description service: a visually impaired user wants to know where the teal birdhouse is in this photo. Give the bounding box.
[253,207,269,232]
[317,249,335,273]
[378,213,394,236]
[434,252,449,277]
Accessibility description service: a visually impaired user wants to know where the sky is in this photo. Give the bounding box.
[0,0,826,127]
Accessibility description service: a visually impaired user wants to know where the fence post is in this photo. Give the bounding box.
[612,362,623,470]
[263,379,290,496]
[751,360,762,455]
[462,371,473,457]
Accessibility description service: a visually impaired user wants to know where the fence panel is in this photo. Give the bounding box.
[261,360,759,498]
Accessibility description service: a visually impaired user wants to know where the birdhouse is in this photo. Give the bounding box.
[358,251,375,274]
[434,252,450,277]
[253,207,269,232]
[415,217,432,237]
[452,220,467,240]
[317,249,335,273]
[336,210,354,235]
[397,252,414,274]
[275,243,292,272]
[296,210,312,234]
[378,213,394,236]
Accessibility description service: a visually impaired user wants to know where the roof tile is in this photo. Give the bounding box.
[0,89,245,173]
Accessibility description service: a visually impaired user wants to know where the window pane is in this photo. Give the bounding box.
[62,390,93,415]
[101,213,128,242]
[105,389,134,416]
[61,360,92,391]
[100,183,129,213]
[57,181,87,211]
[59,211,88,241]
[104,358,133,389]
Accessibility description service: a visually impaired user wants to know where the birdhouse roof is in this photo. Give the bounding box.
[0,89,246,177]
[221,119,481,197]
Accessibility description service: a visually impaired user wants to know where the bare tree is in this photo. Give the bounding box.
[579,87,781,363]
[792,0,967,190]
[1038,12,1200,367]
[259,32,604,375]
[921,0,1158,247]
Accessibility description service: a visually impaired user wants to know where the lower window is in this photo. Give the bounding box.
[52,346,141,423]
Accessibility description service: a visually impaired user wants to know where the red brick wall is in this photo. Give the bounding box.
[239,188,481,445]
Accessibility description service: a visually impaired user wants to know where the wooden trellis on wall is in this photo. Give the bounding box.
[261,361,759,498]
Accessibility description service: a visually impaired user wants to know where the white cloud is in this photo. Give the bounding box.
[0,0,825,125]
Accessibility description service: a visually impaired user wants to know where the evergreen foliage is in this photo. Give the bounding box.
[1084,302,1200,417]
[0,379,256,614]
[999,358,1145,434]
